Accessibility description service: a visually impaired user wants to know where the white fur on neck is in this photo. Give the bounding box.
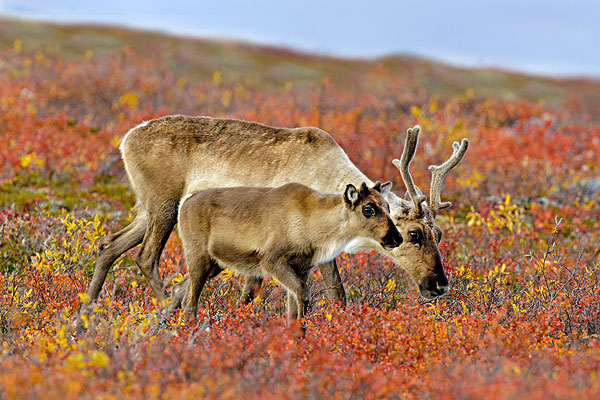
[312,235,386,265]
[310,210,351,264]
[343,236,384,254]
[312,238,353,265]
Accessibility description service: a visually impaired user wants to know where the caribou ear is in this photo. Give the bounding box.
[344,184,361,208]
[379,181,393,196]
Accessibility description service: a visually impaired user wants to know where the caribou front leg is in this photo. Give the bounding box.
[318,259,346,306]
[239,276,264,304]
[261,258,309,323]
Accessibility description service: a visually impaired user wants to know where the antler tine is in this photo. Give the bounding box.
[428,138,469,213]
[392,125,427,213]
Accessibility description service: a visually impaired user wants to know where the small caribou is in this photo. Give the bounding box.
[77,115,468,332]
[178,182,402,321]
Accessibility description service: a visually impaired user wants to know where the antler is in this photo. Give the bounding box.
[428,138,469,213]
[392,126,427,214]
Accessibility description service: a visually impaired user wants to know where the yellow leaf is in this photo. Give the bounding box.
[26,103,38,114]
[213,70,221,84]
[78,292,89,304]
[513,366,522,375]
[385,278,396,291]
[20,154,32,168]
[428,96,438,112]
[119,92,138,107]
[170,273,184,285]
[221,90,232,107]
[111,135,121,148]
[89,351,109,368]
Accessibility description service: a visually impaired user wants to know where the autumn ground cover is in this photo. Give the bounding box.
[1,19,599,399]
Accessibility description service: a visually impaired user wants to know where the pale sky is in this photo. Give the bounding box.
[1,0,599,77]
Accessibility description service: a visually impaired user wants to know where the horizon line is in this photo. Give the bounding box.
[2,13,600,81]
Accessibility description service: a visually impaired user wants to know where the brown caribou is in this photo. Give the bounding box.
[76,115,468,332]
[178,182,401,322]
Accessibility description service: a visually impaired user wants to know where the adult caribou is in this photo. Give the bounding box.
[76,115,468,332]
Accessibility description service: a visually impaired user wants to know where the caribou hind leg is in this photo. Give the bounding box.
[76,212,147,334]
[184,253,222,316]
[134,201,179,307]
[168,264,223,312]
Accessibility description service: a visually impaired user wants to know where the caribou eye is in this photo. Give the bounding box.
[409,230,421,242]
[362,204,376,218]
[436,229,442,243]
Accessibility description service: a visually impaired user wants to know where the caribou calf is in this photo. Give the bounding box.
[178,182,402,322]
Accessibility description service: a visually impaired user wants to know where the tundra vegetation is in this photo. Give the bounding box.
[1,20,599,399]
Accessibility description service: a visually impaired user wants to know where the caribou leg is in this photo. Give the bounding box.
[168,264,224,312]
[318,259,347,306]
[76,212,147,334]
[239,276,264,304]
[134,201,178,306]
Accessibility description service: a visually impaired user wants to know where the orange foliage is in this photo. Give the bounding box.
[1,36,599,399]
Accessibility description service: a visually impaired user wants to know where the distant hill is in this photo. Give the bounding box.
[1,17,599,115]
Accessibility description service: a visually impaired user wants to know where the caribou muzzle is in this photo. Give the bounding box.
[418,273,449,299]
[381,221,402,250]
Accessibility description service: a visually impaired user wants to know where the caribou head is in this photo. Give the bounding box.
[385,126,469,299]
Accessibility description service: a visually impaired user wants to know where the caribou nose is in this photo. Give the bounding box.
[381,228,402,249]
[389,231,402,247]
[419,275,450,298]
[435,282,450,295]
